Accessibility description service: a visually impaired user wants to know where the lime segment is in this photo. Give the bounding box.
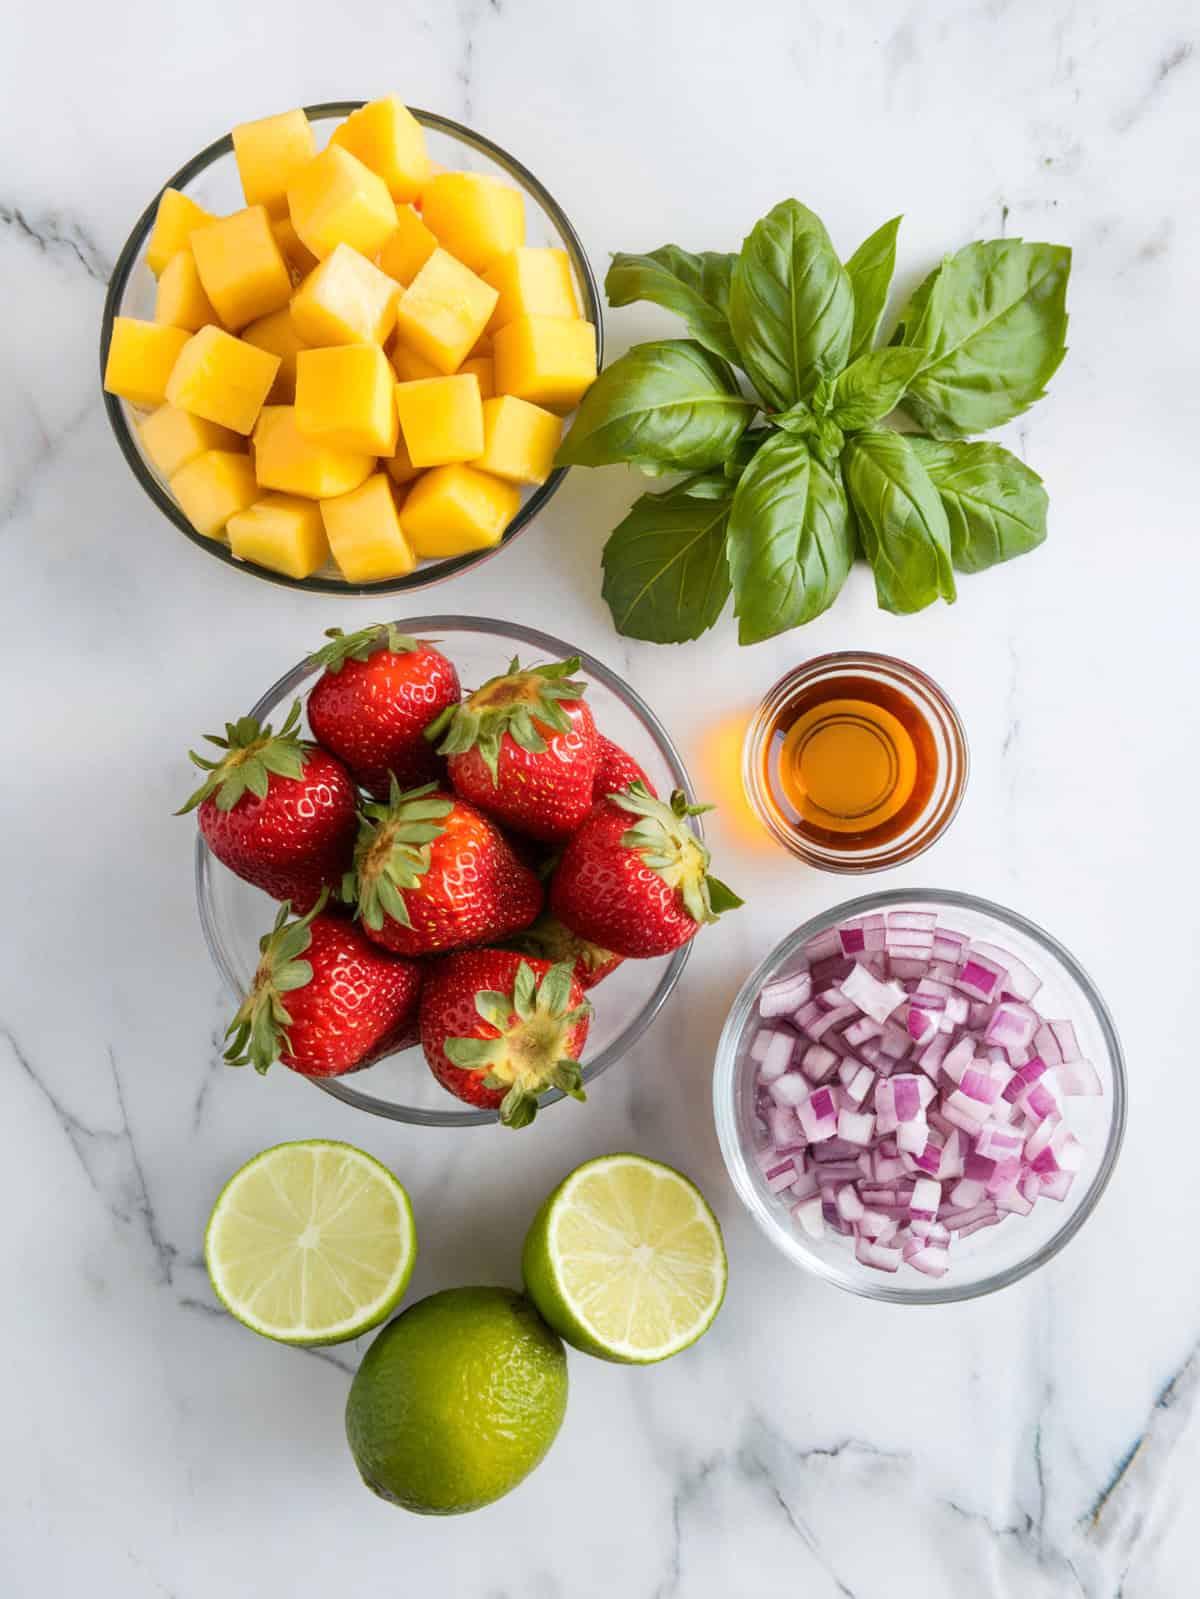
[522,1154,726,1364]
[205,1140,416,1345]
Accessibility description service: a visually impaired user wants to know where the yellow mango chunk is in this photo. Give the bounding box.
[170,450,258,539]
[233,109,316,216]
[240,308,308,403]
[394,374,483,468]
[459,356,494,399]
[287,145,397,262]
[272,214,319,280]
[190,206,292,330]
[383,432,422,487]
[290,243,398,347]
[104,318,191,409]
[227,493,330,578]
[253,406,375,499]
[393,248,498,375]
[154,249,220,332]
[166,326,280,435]
[399,463,519,558]
[493,315,597,412]
[466,329,492,360]
[377,205,439,286]
[484,247,579,332]
[474,395,561,485]
[321,473,417,583]
[145,189,216,277]
[296,344,398,456]
[420,172,524,273]
[139,405,240,480]
[390,340,443,383]
[330,97,429,203]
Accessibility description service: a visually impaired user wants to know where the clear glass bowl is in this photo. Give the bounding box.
[197,616,696,1125]
[99,101,602,595]
[743,652,968,873]
[713,888,1126,1303]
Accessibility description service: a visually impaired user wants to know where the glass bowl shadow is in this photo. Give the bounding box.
[99,101,603,595]
[713,888,1126,1304]
[197,616,696,1126]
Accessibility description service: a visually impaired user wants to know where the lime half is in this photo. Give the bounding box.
[205,1140,416,1346]
[522,1153,727,1364]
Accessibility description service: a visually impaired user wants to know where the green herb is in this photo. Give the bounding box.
[560,200,1070,645]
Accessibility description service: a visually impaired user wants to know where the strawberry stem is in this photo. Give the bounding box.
[307,623,420,674]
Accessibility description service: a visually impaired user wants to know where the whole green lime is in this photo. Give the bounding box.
[345,1286,568,1514]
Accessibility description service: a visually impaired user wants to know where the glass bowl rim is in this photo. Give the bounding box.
[99,99,604,596]
[196,613,698,1126]
[712,885,1127,1304]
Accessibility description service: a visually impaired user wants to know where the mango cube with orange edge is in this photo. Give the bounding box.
[106,94,598,582]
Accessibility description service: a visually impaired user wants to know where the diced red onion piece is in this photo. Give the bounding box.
[759,969,812,1018]
[837,1109,875,1146]
[956,953,1005,1002]
[791,1195,825,1237]
[769,1072,810,1107]
[855,1237,902,1272]
[836,1185,864,1223]
[839,962,906,1024]
[801,1044,839,1083]
[968,940,1043,1003]
[1054,1058,1102,1096]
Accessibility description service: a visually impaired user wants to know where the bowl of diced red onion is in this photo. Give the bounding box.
[713,889,1126,1303]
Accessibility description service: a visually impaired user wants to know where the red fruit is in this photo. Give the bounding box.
[224,896,423,1078]
[550,783,743,958]
[429,656,599,842]
[346,780,542,957]
[592,736,656,803]
[180,702,357,910]
[306,623,461,801]
[507,911,623,991]
[420,949,591,1127]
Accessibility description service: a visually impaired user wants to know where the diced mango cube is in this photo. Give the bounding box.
[376,205,439,286]
[155,249,220,332]
[232,109,316,216]
[166,326,280,434]
[253,406,376,499]
[140,405,240,480]
[466,329,492,360]
[484,248,580,332]
[420,172,524,273]
[295,345,398,455]
[170,450,258,539]
[493,315,597,412]
[394,374,483,467]
[330,97,429,203]
[227,493,330,578]
[459,356,494,399]
[390,340,443,383]
[190,206,292,330]
[392,248,497,375]
[289,243,398,347]
[399,463,519,558]
[145,189,216,277]
[241,308,308,403]
[383,432,422,487]
[321,473,417,582]
[103,318,191,409]
[287,145,397,262]
[473,395,561,485]
[272,214,319,280]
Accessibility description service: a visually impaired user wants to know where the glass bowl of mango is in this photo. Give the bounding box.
[99,98,602,592]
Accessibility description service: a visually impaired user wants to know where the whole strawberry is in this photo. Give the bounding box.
[507,911,623,991]
[224,894,423,1078]
[550,782,742,958]
[420,949,591,1127]
[345,779,542,957]
[428,656,598,842]
[592,735,656,803]
[179,702,357,911]
[307,623,461,800]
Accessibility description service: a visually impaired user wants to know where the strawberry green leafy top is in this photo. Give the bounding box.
[307,623,421,674]
[613,783,743,924]
[224,892,326,1074]
[344,779,455,932]
[427,656,588,784]
[177,700,309,814]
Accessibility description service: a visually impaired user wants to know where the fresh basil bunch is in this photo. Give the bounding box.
[557,202,1070,645]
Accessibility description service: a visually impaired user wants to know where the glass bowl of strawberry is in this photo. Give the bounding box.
[192,616,740,1126]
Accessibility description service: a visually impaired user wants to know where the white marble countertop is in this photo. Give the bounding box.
[3,1,1198,1593]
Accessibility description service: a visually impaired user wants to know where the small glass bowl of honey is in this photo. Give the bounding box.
[743,652,968,873]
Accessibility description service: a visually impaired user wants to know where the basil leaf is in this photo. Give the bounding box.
[830,346,927,431]
[601,485,732,643]
[843,429,956,614]
[897,240,1071,437]
[729,200,853,410]
[556,339,754,472]
[727,432,854,645]
[724,428,771,482]
[908,438,1048,573]
[845,215,901,361]
[605,247,740,367]
[672,469,732,500]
